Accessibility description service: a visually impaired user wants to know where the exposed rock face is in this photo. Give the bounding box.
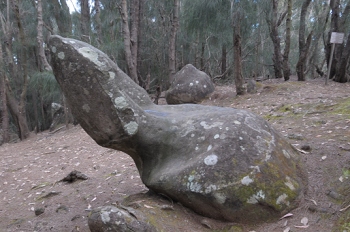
[49,35,307,224]
[88,206,156,232]
[166,64,215,104]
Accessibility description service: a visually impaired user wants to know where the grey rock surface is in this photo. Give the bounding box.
[88,206,156,232]
[49,35,307,223]
[166,64,215,104]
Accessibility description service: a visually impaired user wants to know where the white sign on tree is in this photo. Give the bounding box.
[326,32,345,84]
[330,32,344,44]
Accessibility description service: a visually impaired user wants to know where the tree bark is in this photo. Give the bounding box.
[80,0,91,42]
[221,44,227,77]
[119,0,139,84]
[169,0,179,83]
[137,0,145,86]
[36,0,52,71]
[296,0,312,81]
[334,33,350,83]
[267,0,283,79]
[50,0,72,36]
[282,0,292,81]
[12,0,30,140]
[232,4,245,95]
[0,35,9,143]
[94,0,102,47]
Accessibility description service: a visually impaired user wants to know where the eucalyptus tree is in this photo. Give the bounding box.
[327,0,350,83]
[36,0,52,72]
[264,0,285,79]
[119,0,139,84]
[282,0,291,81]
[232,0,245,95]
[168,0,179,82]
[296,0,312,81]
[48,0,72,36]
[0,29,9,143]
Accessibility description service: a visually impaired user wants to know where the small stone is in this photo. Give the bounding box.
[287,133,304,140]
[34,207,45,216]
[300,144,311,152]
[326,189,344,200]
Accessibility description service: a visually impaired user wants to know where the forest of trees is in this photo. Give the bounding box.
[0,0,349,143]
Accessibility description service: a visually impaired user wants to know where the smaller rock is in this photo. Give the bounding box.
[165,64,215,104]
[326,189,344,200]
[56,205,69,213]
[88,205,157,232]
[35,207,45,216]
[61,170,88,183]
[300,144,312,152]
[287,133,304,140]
[247,79,257,93]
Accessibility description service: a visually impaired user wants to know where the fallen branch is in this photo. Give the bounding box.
[340,204,350,212]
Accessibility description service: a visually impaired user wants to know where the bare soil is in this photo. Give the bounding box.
[1,76,350,232]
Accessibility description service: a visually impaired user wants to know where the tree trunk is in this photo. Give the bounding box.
[232,6,245,95]
[282,0,292,81]
[221,44,227,77]
[51,0,72,36]
[334,33,350,83]
[80,0,91,42]
[332,2,350,82]
[137,0,145,86]
[269,0,283,79]
[296,0,312,81]
[0,36,9,143]
[119,0,139,84]
[12,0,30,140]
[94,0,102,47]
[36,0,52,71]
[169,0,179,83]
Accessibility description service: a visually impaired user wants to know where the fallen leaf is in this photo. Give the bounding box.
[280,213,293,220]
[294,225,309,228]
[339,176,344,182]
[321,155,327,160]
[144,204,154,209]
[283,227,290,232]
[301,217,308,226]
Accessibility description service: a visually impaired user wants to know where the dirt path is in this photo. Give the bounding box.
[1,76,350,232]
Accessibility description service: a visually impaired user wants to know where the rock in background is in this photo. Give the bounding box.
[165,64,215,104]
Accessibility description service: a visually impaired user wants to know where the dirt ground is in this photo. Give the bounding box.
[1,76,350,232]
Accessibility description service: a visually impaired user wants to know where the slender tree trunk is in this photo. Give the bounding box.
[335,33,350,83]
[332,2,350,82]
[221,44,227,77]
[12,0,30,140]
[169,0,179,83]
[200,42,205,71]
[232,4,245,95]
[94,0,102,47]
[119,0,139,84]
[137,0,144,86]
[296,0,312,81]
[0,37,9,143]
[80,0,91,42]
[269,0,283,79]
[36,0,52,71]
[51,0,72,36]
[282,0,292,81]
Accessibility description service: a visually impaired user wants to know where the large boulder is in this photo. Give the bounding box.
[49,36,307,224]
[165,64,215,104]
